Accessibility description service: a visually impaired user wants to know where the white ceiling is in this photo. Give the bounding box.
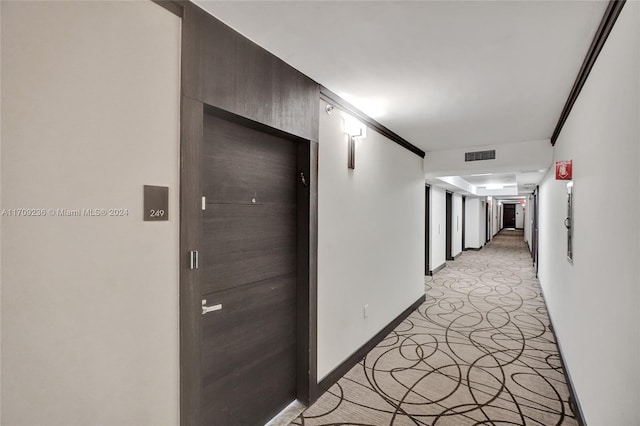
[432,168,546,197]
[192,1,605,197]
[461,170,546,194]
[462,173,517,186]
[193,0,608,153]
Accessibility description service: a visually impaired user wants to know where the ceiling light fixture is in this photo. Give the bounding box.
[485,184,504,190]
[471,173,493,177]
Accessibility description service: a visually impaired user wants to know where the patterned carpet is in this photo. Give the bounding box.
[292,230,577,425]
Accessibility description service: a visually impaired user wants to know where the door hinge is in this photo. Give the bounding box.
[201,196,206,211]
[189,250,199,270]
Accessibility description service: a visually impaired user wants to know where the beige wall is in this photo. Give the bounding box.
[1,2,181,424]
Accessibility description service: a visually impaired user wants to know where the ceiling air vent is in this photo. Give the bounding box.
[465,150,496,162]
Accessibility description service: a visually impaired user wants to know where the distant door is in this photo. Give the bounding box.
[461,196,466,251]
[446,192,453,260]
[485,202,490,243]
[201,113,298,425]
[503,204,516,228]
[533,188,539,275]
[425,186,430,275]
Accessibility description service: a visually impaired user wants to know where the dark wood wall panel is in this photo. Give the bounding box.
[272,59,320,141]
[182,3,319,142]
[181,5,202,100]
[180,2,320,422]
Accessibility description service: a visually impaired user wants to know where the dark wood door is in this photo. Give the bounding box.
[461,196,466,251]
[445,192,453,260]
[485,202,490,243]
[533,189,539,275]
[425,186,430,275]
[201,113,297,425]
[503,204,516,228]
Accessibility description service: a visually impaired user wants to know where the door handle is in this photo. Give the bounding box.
[189,250,199,270]
[202,299,222,315]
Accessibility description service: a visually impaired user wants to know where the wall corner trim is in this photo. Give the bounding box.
[428,262,447,276]
[314,294,426,401]
[151,0,184,17]
[550,0,626,146]
[319,86,425,158]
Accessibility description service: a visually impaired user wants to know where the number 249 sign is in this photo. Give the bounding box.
[556,160,572,180]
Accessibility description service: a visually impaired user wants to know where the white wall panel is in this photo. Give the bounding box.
[317,101,425,380]
[538,3,640,423]
[452,194,463,256]
[429,186,446,271]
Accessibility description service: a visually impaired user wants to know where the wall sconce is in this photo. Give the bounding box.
[343,115,366,169]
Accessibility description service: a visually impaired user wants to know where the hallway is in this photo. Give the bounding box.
[293,230,576,425]
[3,2,639,424]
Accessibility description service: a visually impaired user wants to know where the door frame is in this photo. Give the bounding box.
[485,201,490,244]
[503,203,516,229]
[180,100,318,425]
[425,185,430,275]
[533,187,539,276]
[461,196,466,251]
[445,191,453,261]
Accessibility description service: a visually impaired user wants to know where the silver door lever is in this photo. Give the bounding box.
[189,251,199,270]
[202,299,222,315]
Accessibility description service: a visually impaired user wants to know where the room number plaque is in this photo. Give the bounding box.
[143,185,169,221]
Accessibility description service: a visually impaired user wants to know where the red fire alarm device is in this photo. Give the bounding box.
[555,160,572,180]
